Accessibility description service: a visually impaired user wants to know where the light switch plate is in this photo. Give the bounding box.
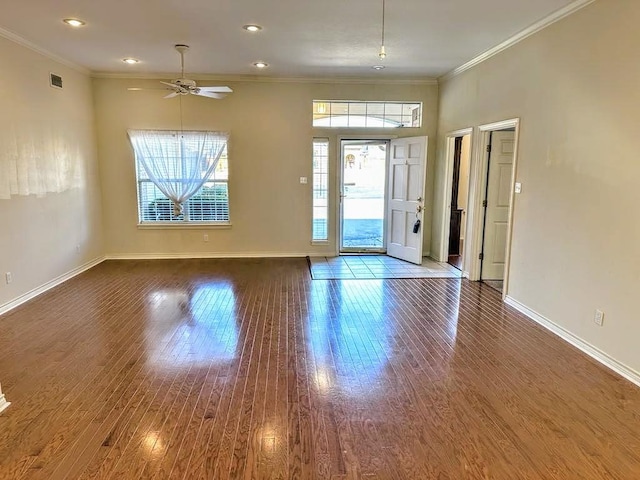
[299,177,308,184]
[514,182,522,194]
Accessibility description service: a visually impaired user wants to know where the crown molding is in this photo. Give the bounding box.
[92,71,438,86]
[439,0,596,83]
[0,26,90,75]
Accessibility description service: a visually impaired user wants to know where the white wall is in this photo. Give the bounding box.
[434,0,640,374]
[0,36,103,310]
[94,78,438,258]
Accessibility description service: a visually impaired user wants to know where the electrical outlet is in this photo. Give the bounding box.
[75,244,80,253]
[594,309,605,326]
[203,234,209,242]
[5,272,12,284]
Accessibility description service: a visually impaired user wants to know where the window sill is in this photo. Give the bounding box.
[137,222,232,230]
[311,240,330,245]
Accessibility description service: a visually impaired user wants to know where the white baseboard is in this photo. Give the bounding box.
[105,252,312,260]
[0,393,9,414]
[0,256,106,317]
[505,296,640,388]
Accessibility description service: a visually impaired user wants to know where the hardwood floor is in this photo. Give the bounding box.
[1,258,639,479]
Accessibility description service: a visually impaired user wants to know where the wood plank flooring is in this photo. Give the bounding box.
[0,258,639,479]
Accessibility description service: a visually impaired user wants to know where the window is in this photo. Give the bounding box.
[131,131,230,224]
[313,101,422,128]
[312,139,329,242]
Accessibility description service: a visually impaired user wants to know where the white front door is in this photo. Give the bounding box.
[481,130,515,280]
[386,136,428,264]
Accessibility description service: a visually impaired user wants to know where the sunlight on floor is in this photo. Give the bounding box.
[308,255,462,280]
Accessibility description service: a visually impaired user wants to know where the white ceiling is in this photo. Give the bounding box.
[1,0,580,78]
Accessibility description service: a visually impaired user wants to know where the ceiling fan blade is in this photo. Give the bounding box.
[197,86,233,93]
[193,91,227,99]
[160,81,180,88]
[129,87,174,91]
[164,91,180,99]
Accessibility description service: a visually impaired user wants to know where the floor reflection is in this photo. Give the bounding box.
[145,281,238,370]
[308,280,392,398]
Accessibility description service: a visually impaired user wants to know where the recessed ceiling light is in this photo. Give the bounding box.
[372,65,385,70]
[253,62,268,68]
[123,58,140,64]
[243,24,262,32]
[63,18,85,27]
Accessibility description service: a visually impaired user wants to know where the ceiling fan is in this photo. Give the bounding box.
[131,44,232,99]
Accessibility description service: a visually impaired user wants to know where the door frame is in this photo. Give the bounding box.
[466,118,520,299]
[439,127,473,273]
[336,136,395,255]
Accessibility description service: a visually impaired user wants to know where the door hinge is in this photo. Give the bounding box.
[479,253,484,260]
[482,200,487,207]
[486,144,492,153]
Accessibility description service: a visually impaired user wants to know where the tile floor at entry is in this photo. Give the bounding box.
[308,255,462,279]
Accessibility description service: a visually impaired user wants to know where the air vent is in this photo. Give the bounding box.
[49,73,63,89]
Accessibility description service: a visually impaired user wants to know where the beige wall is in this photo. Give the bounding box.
[434,0,640,373]
[94,78,438,257]
[0,36,103,309]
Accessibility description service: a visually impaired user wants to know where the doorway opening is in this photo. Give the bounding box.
[447,134,472,271]
[339,140,389,253]
[479,128,517,294]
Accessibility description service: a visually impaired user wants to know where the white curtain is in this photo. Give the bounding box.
[128,130,228,215]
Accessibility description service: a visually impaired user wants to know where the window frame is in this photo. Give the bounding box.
[312,100,422,128]
[311,138,330,243]
[133,132,231,228]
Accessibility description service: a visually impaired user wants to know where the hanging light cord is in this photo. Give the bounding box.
[379,0,387,59]
[179,95,184,133]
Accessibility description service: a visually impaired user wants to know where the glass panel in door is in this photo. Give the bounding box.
[340,141,388,252]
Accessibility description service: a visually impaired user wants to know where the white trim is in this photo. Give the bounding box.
[0,257,106,317]
[0,27,89,75]
[336,136,395,255]
[479,119,520,132]
[439,0,595,82]
[505,296,640,388]
[0,395,9,414]
[0,383,9,414]
[439,128,474,263]
[105,252,312,260]
[467,118,520,301]
[137,223,232,230]
[93,72,438,85]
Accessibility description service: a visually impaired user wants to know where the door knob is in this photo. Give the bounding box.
[417,196,423,203]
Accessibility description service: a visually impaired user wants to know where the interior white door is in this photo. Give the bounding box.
[386,136,428,264]
[482,130,515,280]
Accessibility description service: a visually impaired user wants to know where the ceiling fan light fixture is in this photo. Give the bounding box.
[123,58,139,64]
[378,45,386,60]
[243,24,262,32]
[253,62,269,69]
[63,18,85,27]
